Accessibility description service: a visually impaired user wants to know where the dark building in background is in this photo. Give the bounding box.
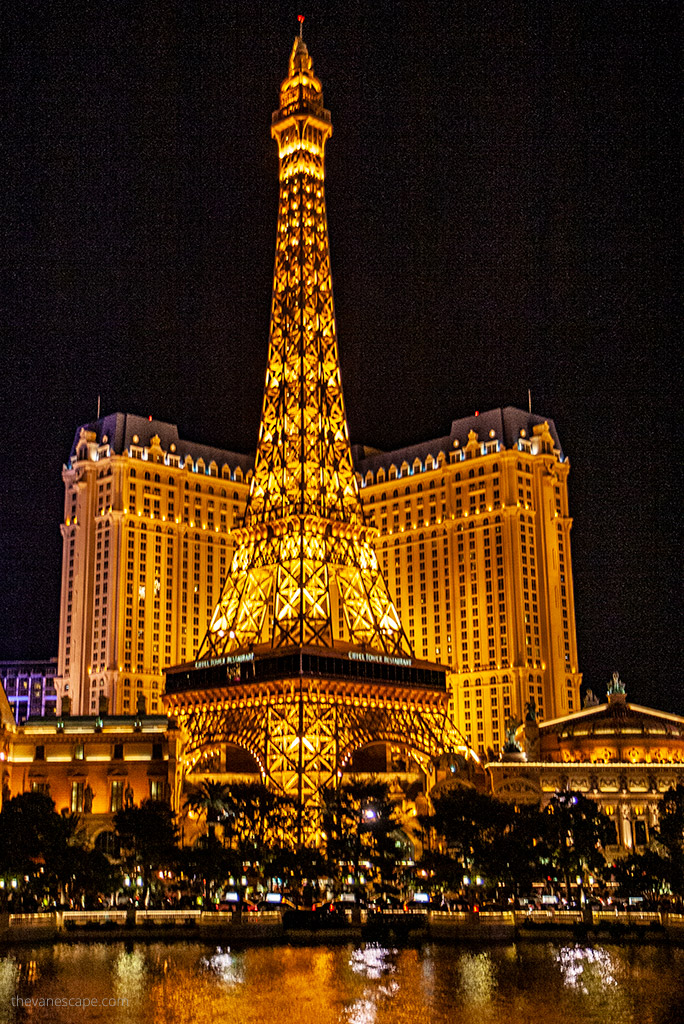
[0,659,58,724]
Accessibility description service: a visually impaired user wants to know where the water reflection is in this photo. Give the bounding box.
[345,945,399,1024]
[0,940,682,1024]
[0,959,19,1024]
[557,945,617,995]
[349,945,397,980]
[114,947,146,1008]
[201,947,245,987]
[457,951,497,1006]
[344,997,377,1024]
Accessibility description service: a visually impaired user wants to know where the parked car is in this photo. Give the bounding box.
[368,894,403,910]
[404,898,431,912]
[216,897,258,912]
[256,897,297,912]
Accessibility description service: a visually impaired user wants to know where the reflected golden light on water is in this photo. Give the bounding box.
[554,943,634,1022]
[0,958,19,1014]
[349,945,397,981]
[0,941,682,1024]
[457,951,497,1006]
[114,947,146,999]
[201,947,245,987]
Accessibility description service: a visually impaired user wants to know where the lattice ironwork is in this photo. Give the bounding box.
[168,677,468,838]
[196,33,409,660]
[166,31,472,834]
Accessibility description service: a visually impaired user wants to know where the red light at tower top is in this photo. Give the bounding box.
[298,14,305,37]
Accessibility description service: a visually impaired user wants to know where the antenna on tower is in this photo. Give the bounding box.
[528,388,532,414]
[298,14,305,38]
[97,394,101,419]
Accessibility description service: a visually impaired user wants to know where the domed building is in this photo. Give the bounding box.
[487,674,684,856]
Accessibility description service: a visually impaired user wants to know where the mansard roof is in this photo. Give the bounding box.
[69,406,563,479]
[351,406,565,475]
[68,414,253,473]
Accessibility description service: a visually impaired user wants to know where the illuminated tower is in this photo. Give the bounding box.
[198,30,408,658]
[165,29,467,832]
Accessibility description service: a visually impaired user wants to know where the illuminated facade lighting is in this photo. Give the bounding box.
[198,34,409,660]
[163,31,469,837]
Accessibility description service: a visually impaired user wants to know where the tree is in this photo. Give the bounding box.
[184,780,231,840]
[0,792,91,907]
[611,848,673,901]
[540,791,613,898]
[114,799,179,902]
[420,787,546,892]
[653,785,684,895]
[488,804,548,893]
[321,776,402,889]
[222,782,297,861]
[264,843,325,899]
[44,810,91,905]
[180,834,241,905]
[65,847,122,908]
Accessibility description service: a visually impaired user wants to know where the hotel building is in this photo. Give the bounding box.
[57,414,251,718]
[354,406,582,753]
[56,406,581,753]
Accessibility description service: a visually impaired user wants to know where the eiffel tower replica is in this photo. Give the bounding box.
[165,24,468,838]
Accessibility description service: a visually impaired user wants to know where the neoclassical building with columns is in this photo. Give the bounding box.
[488,676,684,856]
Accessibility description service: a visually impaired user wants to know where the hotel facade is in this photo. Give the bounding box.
[56,405,580,755]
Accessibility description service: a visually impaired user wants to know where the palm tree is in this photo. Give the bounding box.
[185,781,231,840]
[221,781,296,858]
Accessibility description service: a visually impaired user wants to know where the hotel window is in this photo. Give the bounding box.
[634,818,648,846]
[71,781,84,813]
[149,780,164,801]
[110,780,124,813]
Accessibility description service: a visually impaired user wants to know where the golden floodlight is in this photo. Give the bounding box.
[195,30,410,661]
[164,27,469,840]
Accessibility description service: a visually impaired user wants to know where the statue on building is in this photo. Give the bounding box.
[607,671,626,696]
[583,688,600,708]
[124,783,134,808]
[525,697,537,722]
[83,783,94,814]
[503,717,522,753]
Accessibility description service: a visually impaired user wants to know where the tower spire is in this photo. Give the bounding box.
[166,37,469,829]
[198,38,410,658]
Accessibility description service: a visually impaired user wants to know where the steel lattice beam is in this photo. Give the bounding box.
[168,672,469,815]
[165,35,475,834]
[195,35,410,662]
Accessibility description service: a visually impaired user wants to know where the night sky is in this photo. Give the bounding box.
[2,2,680,712]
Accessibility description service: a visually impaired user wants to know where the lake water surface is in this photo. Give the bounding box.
[1,940,683,1024]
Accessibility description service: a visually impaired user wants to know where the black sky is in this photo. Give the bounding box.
[1,1,680,711]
